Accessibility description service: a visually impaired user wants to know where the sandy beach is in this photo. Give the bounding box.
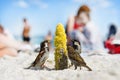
[0,51,120,80]
[0,0,120,80]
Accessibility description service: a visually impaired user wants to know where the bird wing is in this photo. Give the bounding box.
[32,50,45,66]
[76,53,84,61]
[68,46,86,65]
[70,52,86,65]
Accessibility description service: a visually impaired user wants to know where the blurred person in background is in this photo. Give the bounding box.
[45,30,52,41]
[66,5,101,51]
[107,24,117,40]
[45,30,53,50]
[0,24,15,39]
[104,24,120,54]
[104,24,117,48]
[0,25,4,34]
[0,24,17,57]
[22,18,31,43]
[0,23,33,57]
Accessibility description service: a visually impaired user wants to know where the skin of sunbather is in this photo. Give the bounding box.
[0,46,17,57]
[0,25,18,57]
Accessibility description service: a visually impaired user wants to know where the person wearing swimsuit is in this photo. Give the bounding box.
[66,5,96,50]
[66,5,90,40]
[22,18,31,43]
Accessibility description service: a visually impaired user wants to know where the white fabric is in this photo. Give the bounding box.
[86,21,103,49]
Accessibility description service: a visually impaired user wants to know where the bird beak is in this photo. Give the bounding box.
[48,40,50,43]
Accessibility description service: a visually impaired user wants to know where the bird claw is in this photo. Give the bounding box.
[68,64,73,68]
[74,65,77,70]
[39,65,45,69]
[80,67,81,70]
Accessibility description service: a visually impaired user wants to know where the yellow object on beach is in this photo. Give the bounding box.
[54,23,68,70]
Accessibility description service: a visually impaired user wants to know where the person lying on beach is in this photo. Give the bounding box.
[0,25,18,57]
[0,25,32,57]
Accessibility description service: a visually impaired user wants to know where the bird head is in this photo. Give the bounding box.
[40,40,50,50]
[72,39,81,50]
[44,40,50,48]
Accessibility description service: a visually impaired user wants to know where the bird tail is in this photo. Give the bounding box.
[85,65,92,71]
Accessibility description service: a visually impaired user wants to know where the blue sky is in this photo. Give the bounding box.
[0,0,120,37]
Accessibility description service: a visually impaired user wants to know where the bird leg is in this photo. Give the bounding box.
[68,62,73,68]
[74,65,77,70]
[79,66,82,70]
[40,63,46,69]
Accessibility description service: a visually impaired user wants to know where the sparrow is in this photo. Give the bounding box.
[66,35,81,54]
[72,39,81,54]
[58,48,68,70]
[67,46,92,71]
[26,40,50,69]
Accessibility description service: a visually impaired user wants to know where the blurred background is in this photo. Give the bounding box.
[0,0,120,53]
[0,0,119,43]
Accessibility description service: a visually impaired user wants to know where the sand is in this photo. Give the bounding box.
[0,51,120,80]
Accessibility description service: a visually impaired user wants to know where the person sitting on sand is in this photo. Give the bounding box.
[22,18,31,43]
[66,5,101,50]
